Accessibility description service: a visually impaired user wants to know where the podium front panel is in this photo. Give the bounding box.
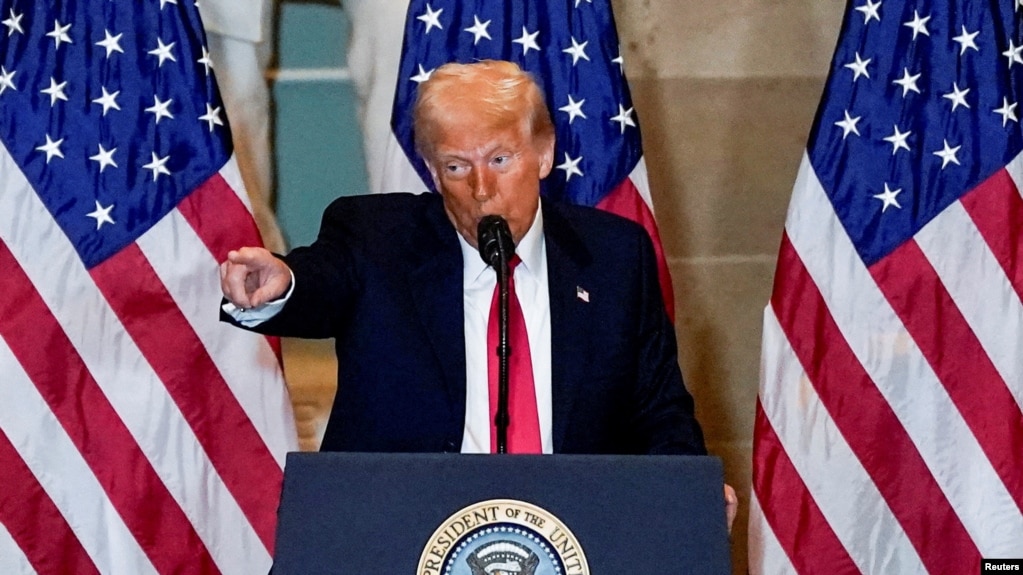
[273,452,730,574]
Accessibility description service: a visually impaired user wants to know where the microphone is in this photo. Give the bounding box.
[476,215,514,268]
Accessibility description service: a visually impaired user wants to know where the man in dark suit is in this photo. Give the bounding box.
[220,59,705,457]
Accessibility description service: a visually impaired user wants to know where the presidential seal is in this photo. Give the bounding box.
[418,499,589,575]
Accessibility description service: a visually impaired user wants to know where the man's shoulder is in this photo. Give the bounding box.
[321,192,443,228]
[312,192,457,259]
[324,191,440,212]
[543,199,648,243]
[541,200,656,277]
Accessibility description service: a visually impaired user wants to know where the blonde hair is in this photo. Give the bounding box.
[413,60,555,159]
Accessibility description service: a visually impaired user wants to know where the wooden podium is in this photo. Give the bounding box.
[272,452,731,574]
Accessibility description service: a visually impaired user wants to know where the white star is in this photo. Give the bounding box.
[143,152,171,181]
[994,97,1019,127]
[882,125,911,155]
[610,104,636,133]
[148,38,177,67]
[410,64,434,84]
[933,139,961,169]
[417,3,443,34]
[574,0,592,6]
[834,110,861,139]
[46,20,72,48]
[96,29,124,57]
[1002,40,1023,68]
[892,68,921,96]
[563,36,590,66]
[36,134,64,163]
[556,153,584,181]
[198,103,224,131]
[612,52,624,69]
[904,10,931,40]
[0,66,16,95]
[145,95,174,124]
[855,0,881,24]
[159,0,178,8]
[942,82,970,111]
[197,46,214,75]
[873,183,903,212]
[464,15,491,45]
[513,27,540,55]
[86,201,115,230]
[558,95,587,124]
[40,77,68,106]
[91,87,120,116]
[2,9,23,36]
[844,52,871,81]
[89,144,118,172]
[952,26,979,55]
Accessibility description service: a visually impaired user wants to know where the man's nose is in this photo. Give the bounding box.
[470,168,492,201]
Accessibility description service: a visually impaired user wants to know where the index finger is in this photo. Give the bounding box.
[220,257,255,308]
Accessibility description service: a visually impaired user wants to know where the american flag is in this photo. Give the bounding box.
[389,0,676,319]
[0,1,297,574]
[751,1,1023,573]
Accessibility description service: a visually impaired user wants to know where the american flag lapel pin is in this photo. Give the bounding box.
[576,286,589,303]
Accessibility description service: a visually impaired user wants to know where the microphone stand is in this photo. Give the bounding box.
[477,214,515,454]
[495,243,511,454]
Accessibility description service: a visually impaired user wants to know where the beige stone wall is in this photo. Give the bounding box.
[610,1,846,572]
[280,2,848,572]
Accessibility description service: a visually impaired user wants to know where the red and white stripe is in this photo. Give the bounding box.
[0,520,35,575]
[0,144,297,575]
[595,158,676,320]
[750,152,1023,574]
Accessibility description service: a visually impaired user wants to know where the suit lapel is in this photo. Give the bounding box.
[542,201,593,452]
[406,199,467,419]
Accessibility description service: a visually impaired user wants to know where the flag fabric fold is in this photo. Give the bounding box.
[389,0,676,318]
[0,1,297,573]
[751,1,1023,573]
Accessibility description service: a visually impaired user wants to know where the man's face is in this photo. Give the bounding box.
[425,103,554,249]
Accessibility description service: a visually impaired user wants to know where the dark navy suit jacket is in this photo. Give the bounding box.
[225,193,705,455]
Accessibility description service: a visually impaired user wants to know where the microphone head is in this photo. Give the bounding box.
[477,215,514,268]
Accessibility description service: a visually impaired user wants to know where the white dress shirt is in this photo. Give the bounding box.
[458,208,553,454]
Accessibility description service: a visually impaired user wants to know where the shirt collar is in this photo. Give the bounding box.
[460,204,544,286]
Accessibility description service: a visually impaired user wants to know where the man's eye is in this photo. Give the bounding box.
[493,156,509,165]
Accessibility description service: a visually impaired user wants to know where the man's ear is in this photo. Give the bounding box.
[538,136,555,179]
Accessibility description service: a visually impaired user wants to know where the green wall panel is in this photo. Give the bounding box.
[274,2,367,250]
[277,2,347,69]
[274,80,368,249]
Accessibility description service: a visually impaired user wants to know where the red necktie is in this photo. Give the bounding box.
[487,256,541,453]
